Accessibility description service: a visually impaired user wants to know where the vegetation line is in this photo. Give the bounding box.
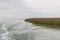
[25,18,60,25]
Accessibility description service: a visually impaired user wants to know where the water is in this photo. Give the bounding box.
[0,19,60,40]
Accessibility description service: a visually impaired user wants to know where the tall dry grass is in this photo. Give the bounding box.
[25,18,60,25]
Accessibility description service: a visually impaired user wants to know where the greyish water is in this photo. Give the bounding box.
[0,19,60,40]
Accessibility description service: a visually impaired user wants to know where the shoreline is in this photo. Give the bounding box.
[25,18,60,25]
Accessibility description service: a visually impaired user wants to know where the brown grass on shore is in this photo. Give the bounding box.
[25,18,60,25]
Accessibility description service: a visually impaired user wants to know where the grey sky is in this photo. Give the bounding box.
[0,0,60,19]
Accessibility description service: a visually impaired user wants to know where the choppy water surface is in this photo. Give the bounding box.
[0,19,60,40]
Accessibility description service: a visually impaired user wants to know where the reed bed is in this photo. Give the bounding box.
[25,18,60,25]
[25,18,60,29]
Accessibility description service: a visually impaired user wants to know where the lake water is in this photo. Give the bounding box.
[0,19,60,40]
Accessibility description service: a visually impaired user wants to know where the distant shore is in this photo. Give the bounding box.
[25,18,60,25]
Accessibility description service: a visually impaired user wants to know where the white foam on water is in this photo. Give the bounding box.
[0,24,15,40]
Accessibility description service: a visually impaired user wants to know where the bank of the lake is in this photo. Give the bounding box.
[25,18,60,29]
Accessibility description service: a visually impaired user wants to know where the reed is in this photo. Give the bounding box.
[25,18,60,25]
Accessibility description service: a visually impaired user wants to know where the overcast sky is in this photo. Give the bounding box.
[0,0,60,19]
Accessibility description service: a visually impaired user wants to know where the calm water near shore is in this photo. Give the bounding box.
[0,19,60,40]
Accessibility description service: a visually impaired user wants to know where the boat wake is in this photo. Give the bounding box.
[0,24,15,40]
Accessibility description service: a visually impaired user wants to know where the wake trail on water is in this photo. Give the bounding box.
[0,23,15,40]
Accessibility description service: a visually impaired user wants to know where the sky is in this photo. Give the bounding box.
[0,0,60,19]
